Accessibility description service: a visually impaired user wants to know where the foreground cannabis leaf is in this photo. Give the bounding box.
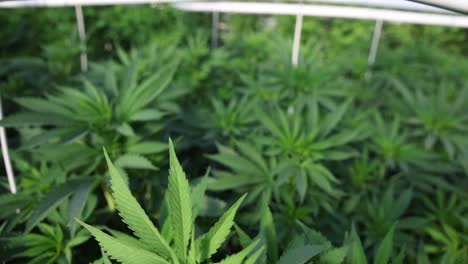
[103,150,175,261]
[196,193,247,262]
[78,220,170,264]
[168,138,193,262]
[78,138,257,264]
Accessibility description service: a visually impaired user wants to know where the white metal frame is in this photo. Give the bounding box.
[306,0,452,13]
[0,0,185,8]
[412,0,468,14]
[368,20,383,65]
[75,5,88,72]
[0,96,17,194]
[1,0,468,194]
[173,2,468,27]
[292,12,303,66]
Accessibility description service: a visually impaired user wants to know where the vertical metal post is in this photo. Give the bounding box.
[292,13,303,67]
[211,12,219,49]
[0,96,17,194]
[290,3,304,114]
[368,20,383,66]
[75,5,88,72]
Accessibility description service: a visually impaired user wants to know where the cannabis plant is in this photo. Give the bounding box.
[182,96,257,143]
[265,56,351,110]
[254,99,363,199]
[389,78,468,160]
[236,204,328,264]
[208,141,279,208]
[78,139,262,264]
[0,43,180,172]
[1,48,178,143]
[421,189,468,263]
[369,113,435,174]
[0,152,97,238]
[1,193,96,263]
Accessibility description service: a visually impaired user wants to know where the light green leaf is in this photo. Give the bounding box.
[103,149,174,260]
[216,239,261,264]
[208,173,261,191]
[0,193,31,219]
[116,123,135,137]
[278,244,325,264]
[349,225,368,264]
[130,109,165,121]
[196,194,247,262]
[115,154,157,170]
[0,112,72,127]
[77,220,170,264]
[244,246,265,264]
[168,139,193,263]
[127,141,167,154]
[391,246,406,264]
[25,179,89,233]
[321,98,352,136]
[104,228,150,250]
[296,169,308,202]
[67,179,94,236]
[320,246,348,264]
[18,128,65,150]
[260,203,278,263]
[15,97,73,116]
[234,224,253,248]
[374,225,396,264]
[235,141,268,173]
[191,173,210,219]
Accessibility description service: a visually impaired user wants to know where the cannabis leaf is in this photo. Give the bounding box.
[103,150,175,261]
[168,138,193,262]
[78,139,258,264]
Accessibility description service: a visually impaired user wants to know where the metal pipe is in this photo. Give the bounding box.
[292,13,303,66]
[0,96,17,194]
[211,12,219,48]
[0,0,185,8]
[174,2,468,28]
[368,20,383,65]
[306,0,451,13]
[75,5,88,72]
[0,0,457,14]
[408,0,468,14]
[1,0,467,15]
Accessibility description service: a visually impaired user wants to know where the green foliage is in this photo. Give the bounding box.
[25,179,94,233]
[1,200,95,263]
[0,44,182,198]
[389,78,468,160]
